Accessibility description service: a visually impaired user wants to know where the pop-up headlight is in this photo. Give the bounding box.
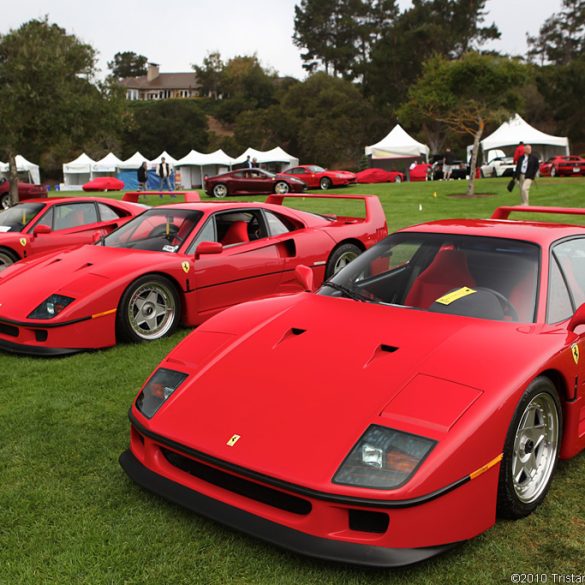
[333,425,436,490]
[135,368,188,418]
[28,294,75,319]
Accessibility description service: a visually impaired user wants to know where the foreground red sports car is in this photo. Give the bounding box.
[0,196,145,269]
[539,155,585,177]
[121,205,585,567]
[280,165,356,190]
[204,169,306,198]
[0,194,386,355]
[0,179,48,209]
[355,168,405,184]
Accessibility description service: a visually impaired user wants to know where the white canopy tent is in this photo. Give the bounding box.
[365,124,430,161]
[481,114,570,161]
[92,152,123,177]
[61,153,95,189]
[0,155,41,184]
[150,151,178,167]
[176,149,235,188]
[233,147,299,171]
[118,151,150,170]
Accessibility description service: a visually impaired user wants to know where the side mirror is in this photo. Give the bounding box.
[33,224,51,236]
[195,241,223,259]
[568,303,585,332]
[295,264,314,292]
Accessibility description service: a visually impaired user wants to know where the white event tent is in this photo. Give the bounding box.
[92,152,123,177]
[0,155,41,184]
[176,149,235,188]
[233,147,299,171]
[150,151,178,167]
[118,151,150,170]
[481,114,570,161]
[61,153,95,190]
[365,124,430,162]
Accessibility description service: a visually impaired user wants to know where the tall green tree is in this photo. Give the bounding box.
[528,0,585,65]
[399,53,530,195]
[365,0,500,108]
[108,51,148,78]
[0,18,124,203]
[193,52,224,99]
[293,0,399,79]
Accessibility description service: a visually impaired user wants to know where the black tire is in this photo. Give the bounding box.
[212,183,228,198]
[497,376,562,519]
[1,193,10,209]
[320,177,332,190]
[325,243,362,278]
[117,274,181,343]
[0,247,18,270]
[274,181,290,194]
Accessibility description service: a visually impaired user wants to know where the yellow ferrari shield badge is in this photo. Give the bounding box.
[19,238,27,247]
[572,343,580,365]
[227,434,241,447]
[181,261,190,274]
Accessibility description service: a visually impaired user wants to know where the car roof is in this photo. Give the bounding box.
[402,218,585,247]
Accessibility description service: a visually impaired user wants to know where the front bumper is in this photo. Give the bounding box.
[120,449,456,567]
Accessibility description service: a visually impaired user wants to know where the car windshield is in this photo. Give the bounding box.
[319,232,540,323]
[102,208,203,252]
[308,165,325,173]
[0,203,46,232]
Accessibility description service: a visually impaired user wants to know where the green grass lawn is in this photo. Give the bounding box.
[1,177,584,584]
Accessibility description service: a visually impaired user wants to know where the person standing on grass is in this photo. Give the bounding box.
[157,157,172,191]
[514,144,539,205]
[137,161,148,191]
[443,148,455,180]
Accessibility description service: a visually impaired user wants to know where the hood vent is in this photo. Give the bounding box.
[364,344,399,368]
[75,262,93,272]
[273,327,307,349]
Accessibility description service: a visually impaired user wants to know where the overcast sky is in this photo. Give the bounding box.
[1,0,562,78]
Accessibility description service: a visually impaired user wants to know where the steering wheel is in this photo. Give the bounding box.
[476,287,519,321]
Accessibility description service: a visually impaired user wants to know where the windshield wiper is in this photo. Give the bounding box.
[322,281,369,302]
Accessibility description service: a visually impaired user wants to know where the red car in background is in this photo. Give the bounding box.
[0,196,145,269]
[0,179,47,209]
[539,155,585,177]
[83,177,125,192]
[0,194,386,354]
[355,168,405,184]
[281,165,356,190]
[204,168,306,198]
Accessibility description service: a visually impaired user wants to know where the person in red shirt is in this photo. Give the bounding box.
[513,141,525,164]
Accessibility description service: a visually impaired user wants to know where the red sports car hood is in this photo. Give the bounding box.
[0,245,173,320]
[148,294,561,493]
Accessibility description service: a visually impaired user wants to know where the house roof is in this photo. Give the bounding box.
[120,72,200,91]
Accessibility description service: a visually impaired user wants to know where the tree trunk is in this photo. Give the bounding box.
[466,119,485,196]
[8,152,20,207]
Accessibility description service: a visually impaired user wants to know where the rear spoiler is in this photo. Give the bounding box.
[122,191,201,204]
[265,193,386,226]
[492,206,585,221]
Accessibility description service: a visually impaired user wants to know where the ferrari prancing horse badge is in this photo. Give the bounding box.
[227,434,241,447]
[181,261,190,274]
[572,343,580,365]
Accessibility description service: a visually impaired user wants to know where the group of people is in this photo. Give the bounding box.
[136,157,173,191]
[512,142,539,206]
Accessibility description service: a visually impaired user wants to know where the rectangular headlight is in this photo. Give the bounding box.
[28,294,74,319]
[333,425,436,490]
[135,368,188,419]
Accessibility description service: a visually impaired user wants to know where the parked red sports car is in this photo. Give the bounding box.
[0,194,386,355]
[539,155,585,177]
[0,196,145,270]
[82,177,125,192]
[0,179,47,209]
[409,163,432,182]
[355,168,405,184]
[281,165,356,190]
[204,169,306,198]
[121,205,585,567]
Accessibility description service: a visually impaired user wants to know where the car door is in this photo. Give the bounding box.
[26,201,109,257]
[186,209,285,319]
[243,170,275,194]
[287,167,315,188]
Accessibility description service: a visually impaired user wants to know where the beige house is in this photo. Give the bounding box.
[120,63,200,101]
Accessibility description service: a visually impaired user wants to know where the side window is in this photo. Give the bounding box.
[547,257,573,323]
[264,211,295,236]
[215,211,266,246]
[53,203,98,230]
[98,203,124,221]
[36,207,54,229]
[189,217,217,252]
[552,239,585,309]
